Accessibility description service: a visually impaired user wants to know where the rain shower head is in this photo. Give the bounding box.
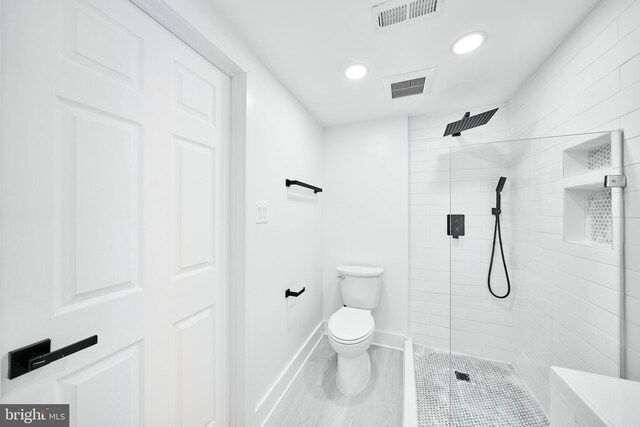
[443,108,499,137]
[496,177,507,193]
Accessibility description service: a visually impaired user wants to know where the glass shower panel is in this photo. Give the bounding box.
[447,131,624,426]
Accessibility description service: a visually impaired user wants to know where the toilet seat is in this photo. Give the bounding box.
[328,307,374,345]
[329,327,374,345]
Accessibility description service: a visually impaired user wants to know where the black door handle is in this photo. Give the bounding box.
[8,335,98,379]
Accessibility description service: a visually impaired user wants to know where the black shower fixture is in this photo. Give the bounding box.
[493,176,507,214]
[488,176,511,299]
[443,108,499,137]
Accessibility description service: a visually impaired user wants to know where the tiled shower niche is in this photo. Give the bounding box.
[585,187,612,245]
[586,144,611,171]
[562,133,620,248]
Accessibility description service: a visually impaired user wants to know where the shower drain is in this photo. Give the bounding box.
[454,371,471,382]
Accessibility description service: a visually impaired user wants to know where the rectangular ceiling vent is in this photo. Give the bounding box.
[374,0,440,29]
[391,77,426,98]
[383,68,436,100]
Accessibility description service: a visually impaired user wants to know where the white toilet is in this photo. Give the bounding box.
[328,265,383,396]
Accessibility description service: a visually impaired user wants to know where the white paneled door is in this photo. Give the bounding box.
[0,0,229,426]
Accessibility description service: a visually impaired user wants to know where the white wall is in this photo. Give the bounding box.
[505,0,640,407]
[323,117,409,338]
[245,66,324,424]
[508,132,623,412]
[408,105,514,362]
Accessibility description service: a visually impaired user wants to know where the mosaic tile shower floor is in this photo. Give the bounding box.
[414,344,549,427]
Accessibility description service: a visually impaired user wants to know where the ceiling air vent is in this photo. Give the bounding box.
[391,77,426,98]
[374,0,440,29]
[383,68,436,100]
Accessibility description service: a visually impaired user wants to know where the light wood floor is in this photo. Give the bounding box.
[265,336,403,427]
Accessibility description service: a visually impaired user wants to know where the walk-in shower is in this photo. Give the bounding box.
[409,130,626,426]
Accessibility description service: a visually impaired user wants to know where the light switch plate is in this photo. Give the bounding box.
[256,202,268,224]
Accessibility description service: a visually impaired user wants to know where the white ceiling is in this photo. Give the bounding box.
[210,0,600,126]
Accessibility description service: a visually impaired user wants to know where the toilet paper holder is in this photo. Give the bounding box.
[285,287,306,298]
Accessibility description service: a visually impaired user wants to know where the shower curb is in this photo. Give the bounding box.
[404,337,418,427]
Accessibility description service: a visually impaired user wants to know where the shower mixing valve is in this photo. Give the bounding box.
[447,214,465,239]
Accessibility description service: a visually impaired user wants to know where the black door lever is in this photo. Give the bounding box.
[8,335,98,379]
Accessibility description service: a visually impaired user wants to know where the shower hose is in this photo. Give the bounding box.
[487,211,511,299]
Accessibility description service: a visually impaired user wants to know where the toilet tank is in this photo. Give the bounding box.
[337,265,384,310]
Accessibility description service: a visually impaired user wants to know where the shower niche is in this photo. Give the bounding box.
[562,133,621,248]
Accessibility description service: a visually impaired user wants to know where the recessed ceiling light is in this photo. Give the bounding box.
[344,64,368,80]
[451,32,486,55]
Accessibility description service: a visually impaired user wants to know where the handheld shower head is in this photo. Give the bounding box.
[493,177,507,214]
[489,176,511,299]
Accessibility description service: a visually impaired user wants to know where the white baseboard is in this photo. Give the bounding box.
[257,321,324,426]
[322,320,406,350]
[373,329,406,350]
[404,337,418,427]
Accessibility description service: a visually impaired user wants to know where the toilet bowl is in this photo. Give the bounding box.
[328,306,375,396]
[329,264,383,395]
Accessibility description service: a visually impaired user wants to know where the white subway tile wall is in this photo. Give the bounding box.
[507,133,623,412]
[408,105,514,362]
[508,0,640,409]
[409,0,640,414]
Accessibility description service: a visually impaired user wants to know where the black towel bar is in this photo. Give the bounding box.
[285,179,322,193]
[285,287,306,298]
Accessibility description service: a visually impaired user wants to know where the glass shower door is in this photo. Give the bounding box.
[447,131,624,426]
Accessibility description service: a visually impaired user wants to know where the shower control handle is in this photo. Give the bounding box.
[447,214,465,239]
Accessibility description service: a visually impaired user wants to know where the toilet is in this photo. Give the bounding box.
[328,265,383,396]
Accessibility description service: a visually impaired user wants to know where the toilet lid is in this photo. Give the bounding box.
[328,307,374,342]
